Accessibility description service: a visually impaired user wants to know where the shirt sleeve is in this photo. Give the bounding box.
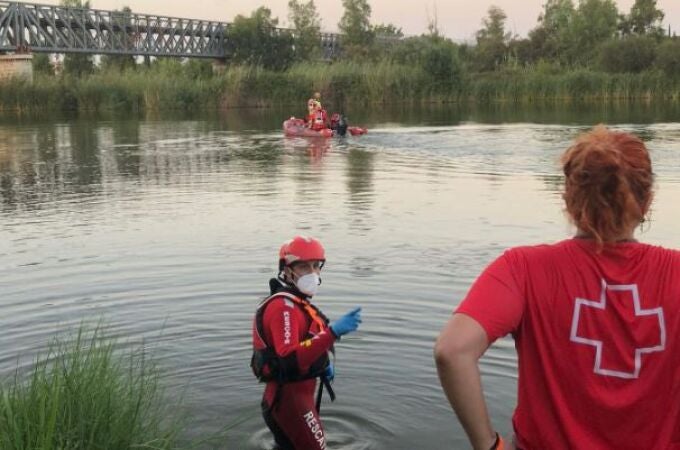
[263,297,335,373]
[455,250,526,342]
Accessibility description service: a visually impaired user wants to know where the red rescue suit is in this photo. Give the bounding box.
[252,288,336,450]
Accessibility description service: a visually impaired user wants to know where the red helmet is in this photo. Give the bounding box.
[278,236,325,270]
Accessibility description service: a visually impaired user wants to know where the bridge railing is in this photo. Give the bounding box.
[0,1,226,57]
[0,1,395,60]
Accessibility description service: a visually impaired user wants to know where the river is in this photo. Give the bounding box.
[1,103,679,449]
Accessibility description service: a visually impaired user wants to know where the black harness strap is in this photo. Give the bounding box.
[315,375,336,413]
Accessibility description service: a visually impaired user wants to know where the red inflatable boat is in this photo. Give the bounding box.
[283,117,367,138]
[348,126,368,136]
[284,118,333,138]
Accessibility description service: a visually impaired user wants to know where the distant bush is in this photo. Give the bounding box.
[655,39,680,77]
[598,36,657,73]
[388,36,464,93]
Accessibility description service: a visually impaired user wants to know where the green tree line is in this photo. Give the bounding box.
[36,0,679,74]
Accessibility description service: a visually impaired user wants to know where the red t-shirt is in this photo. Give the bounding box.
[457,239,680,450]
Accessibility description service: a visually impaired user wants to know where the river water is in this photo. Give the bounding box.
[1,104,679,449]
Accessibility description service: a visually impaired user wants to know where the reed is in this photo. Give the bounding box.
[467,68,680,103]
[0,63,678,113]
[0,325,184,450]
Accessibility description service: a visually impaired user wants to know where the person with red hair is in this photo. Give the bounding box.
[251,236,362,450]
[434,126,680,450]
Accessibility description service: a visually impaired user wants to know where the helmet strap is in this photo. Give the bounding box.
[279,265,297,286]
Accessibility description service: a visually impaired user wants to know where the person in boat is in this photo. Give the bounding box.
[310,91,322,108]
[305,100,318,128]
[435,125,680,450]
[306,98,317,120]
[330,113,348,137]
[307,100,329,131]
[305,92,322,121]
[252,236,363,450]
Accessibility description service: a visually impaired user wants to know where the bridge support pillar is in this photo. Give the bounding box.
[212,58,227,75]
[0,54,34,82]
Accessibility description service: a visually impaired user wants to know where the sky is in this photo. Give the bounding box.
[27,0,680,42]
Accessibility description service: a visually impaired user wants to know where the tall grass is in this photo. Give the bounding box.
[468,68,680,103]
[0,61,445,112]
[0,325,184,450]
[284,61,439,105]
[0,63,679,113]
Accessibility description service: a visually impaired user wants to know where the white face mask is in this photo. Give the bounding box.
[296,272,320,296]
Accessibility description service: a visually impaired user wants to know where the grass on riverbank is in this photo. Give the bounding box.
[0,60,439,112]
[1,61,679,113]
[0,325,184,450]
[471,68,680,103]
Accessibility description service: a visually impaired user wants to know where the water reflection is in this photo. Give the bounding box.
[461,101,680,126]
[345,148,375,234]
[345,148,375,208]
[111,120,142,177]
[2,100,680,134]
[540,174,565,194]
[0,162,16,209]
[36,123,58,162]
[231,138,283,187]
[69,122,102,189]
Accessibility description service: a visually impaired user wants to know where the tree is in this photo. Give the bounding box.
[426,3,441,38]
[372,23,403,54]
[527,0,575,63]
[288,0,322,60]
[100,6,137,72]
[338,0,374,57]
[227,7,295,70]
[423,39,464,91]
[372,23,403,38]
[507,37,535,67]
[388,36,464,92]
[60,0,94,77]
[475,5,510,71]
[627,0,664,36]
[618,12,632,35]
[569,0,619,64]
[541,0,576,32]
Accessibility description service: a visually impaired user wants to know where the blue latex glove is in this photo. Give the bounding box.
[324,362,335,382]
[330,307,362,337]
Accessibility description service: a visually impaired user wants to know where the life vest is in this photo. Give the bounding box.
[251,291,333,383]
[311,110,328,131]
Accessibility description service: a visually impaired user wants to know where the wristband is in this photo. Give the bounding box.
[489,432,504,450]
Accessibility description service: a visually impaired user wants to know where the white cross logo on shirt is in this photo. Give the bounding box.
[570,279,665,379]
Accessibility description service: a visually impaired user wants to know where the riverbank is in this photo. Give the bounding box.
[1,62,679,113]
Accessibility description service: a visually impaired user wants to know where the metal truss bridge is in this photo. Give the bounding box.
[0,1,343,59]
